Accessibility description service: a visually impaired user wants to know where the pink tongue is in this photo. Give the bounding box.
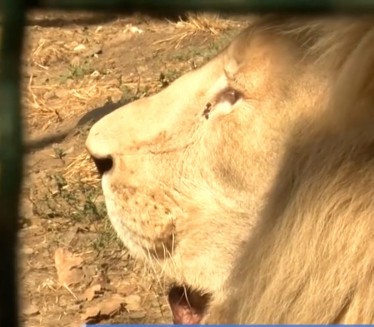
[170,301,203,325]
[168,286,210,325]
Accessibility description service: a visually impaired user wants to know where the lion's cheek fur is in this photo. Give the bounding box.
[101,150,252,294]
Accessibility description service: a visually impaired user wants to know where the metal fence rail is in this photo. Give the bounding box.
[1,1,373,326]
[26,0,374,13]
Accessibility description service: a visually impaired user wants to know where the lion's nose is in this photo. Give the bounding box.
[86,124,115,176]
[92,156,113,176]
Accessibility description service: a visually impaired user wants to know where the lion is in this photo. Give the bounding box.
[86,15,374,324]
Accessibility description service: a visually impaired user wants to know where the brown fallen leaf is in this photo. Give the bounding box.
[73,44,86,52]
[83,283,102,301]
[82,295,125,323]
[129,311,146,319]
[22,247,34,255]
[23,304,40,316]
[54,248,84,286]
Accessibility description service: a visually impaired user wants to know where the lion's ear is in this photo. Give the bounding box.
[224,32,251,76]
[326,29,374,132]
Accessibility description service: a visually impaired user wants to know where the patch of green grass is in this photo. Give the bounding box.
[120,85,137,103]
[31,171,124,252]
[92,219,124,251]
[52,146,66,160]
[58,63,94,83]
[159,69,181,87]
[119,80,157,102]
[171,46,208,62]
[32,173,107,223]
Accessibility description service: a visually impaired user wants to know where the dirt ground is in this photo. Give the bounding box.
[19,10,246,326]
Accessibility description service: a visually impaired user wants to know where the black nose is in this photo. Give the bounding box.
[92,156,113,176]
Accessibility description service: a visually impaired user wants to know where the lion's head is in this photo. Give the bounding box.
[86,15,374,324]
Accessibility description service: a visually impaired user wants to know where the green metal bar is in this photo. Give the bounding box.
[0,0,25,325]
[28,0,374,13]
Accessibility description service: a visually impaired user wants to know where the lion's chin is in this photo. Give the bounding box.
[168,285,211,325]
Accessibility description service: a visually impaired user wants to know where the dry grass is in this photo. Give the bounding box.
[63,153,100,187]
[24,20,124,132]
[174,13,240,34]
[25,73,124,131]
[155,13,242,48]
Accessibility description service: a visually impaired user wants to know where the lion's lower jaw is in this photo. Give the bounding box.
[108,213,221,324]
[103,186,235,324]
[108,215,169,262]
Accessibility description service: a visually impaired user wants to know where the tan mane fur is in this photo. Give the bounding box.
[208,17,374,324]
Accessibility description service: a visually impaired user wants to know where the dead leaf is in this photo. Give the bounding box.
[20,198,34,219]
[54,248,84,286]
[23,304,40,316]
[82,295,125,323]
[83,284,102,301]
[123,24,143,34]
[129,311,146,319]
[73,44,86,52]
[123,294,141,311]
[21,247,34,255]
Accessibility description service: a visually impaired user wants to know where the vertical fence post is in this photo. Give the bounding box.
[0,0,25,325]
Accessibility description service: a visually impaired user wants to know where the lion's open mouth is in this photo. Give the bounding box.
[168,286,211,325]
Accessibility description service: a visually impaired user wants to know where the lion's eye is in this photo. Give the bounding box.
[216,87,241,105]
[202,87,242,120]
